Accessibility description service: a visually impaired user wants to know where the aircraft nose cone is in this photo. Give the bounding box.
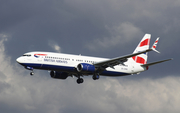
[16,57,21,63]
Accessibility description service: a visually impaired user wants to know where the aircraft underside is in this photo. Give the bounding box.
[21,63,131,84]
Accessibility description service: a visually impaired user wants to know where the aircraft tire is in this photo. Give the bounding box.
[92,74,99,80]
[30,72,34,76]
[77,78,84,84]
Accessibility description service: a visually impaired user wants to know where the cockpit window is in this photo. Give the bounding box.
[23,54,31,57]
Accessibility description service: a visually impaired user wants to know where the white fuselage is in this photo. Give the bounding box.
[16,51,146,76]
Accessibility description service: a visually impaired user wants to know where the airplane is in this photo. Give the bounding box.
[16,34,172,84]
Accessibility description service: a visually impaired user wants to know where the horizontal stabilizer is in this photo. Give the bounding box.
[150,37,160,53]
[141,58,172,67]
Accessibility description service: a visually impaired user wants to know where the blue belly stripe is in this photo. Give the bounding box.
[20,63,130,76]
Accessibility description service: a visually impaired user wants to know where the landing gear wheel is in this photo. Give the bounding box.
[92,74,100,80]
[30,72,34,76]
[77,78,84,84]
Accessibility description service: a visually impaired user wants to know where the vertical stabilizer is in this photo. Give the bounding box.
[132,34,151,64]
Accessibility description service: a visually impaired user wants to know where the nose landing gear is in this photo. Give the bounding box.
[30,71,34,76]
[24,66,34,76]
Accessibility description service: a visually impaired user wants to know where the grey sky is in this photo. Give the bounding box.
[0,0,179,113]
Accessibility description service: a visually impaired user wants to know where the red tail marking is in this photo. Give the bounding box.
[136,56,146,64]
[139,39,150,47]
[132,56,146,64]
[153,46,156,49]
[132,56,136,60]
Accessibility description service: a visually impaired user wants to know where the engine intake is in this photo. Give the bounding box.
[50,71,68,79]
[77,63,95,73]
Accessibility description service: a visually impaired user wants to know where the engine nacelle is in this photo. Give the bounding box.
[77,63,95,73]
[50,71,68,79]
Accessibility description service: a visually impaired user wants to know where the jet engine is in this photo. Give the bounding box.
[77,63,96,73]
[50,71,68,79]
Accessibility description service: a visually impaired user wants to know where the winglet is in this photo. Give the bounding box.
[151,37,160,53]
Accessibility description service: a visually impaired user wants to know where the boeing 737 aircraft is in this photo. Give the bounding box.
[16,34,172,84]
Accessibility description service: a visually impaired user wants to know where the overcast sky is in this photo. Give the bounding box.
[0,0,180,113]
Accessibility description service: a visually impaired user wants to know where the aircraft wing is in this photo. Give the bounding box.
[94,48,153,69]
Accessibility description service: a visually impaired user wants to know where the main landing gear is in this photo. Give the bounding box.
[92,73,100,80]
[76,74,84,84]
[77,78,84,84]
[76,73,100,84]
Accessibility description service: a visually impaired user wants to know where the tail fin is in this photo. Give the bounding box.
[132,34,151,64]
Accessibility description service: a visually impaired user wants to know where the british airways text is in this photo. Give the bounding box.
[44,59,68,64]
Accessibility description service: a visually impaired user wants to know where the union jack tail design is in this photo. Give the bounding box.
[132,34,151,64]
